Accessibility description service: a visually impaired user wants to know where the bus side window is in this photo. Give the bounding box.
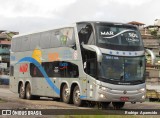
[30,63,43,77]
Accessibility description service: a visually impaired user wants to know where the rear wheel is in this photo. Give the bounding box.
[62,84,71,103]
[73,85,84,106]
[25,83,33,100]
[19,83,25,99]
[112,102,125,109]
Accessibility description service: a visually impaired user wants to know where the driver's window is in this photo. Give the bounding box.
[77,23,93,44]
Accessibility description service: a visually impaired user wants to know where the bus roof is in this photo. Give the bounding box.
[13,21,136,38]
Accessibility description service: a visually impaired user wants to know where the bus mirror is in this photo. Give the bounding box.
[80,28,88,34]
[82,43,102,62]
[69,44,76,50]
[84,62,87,69]
[145,49,156,65]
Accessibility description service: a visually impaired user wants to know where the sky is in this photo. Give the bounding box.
[0,0,160,34]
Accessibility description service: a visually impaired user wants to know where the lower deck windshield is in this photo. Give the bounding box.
[98,54,145,84]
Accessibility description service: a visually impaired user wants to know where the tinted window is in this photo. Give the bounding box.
[77,23,94,44]
[30,61,79,78]
[30,33,40,50]
[97,24,142,46]
[40,32,51,49]
[21,36,30,51]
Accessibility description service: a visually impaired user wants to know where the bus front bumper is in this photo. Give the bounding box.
[95,87,146,103]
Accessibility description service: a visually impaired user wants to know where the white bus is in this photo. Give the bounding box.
[10,21,149,109]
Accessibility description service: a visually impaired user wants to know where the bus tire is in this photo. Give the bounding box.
[98,102,111,109]
[25,83,33,100]
[19,83,26,99]
[112,102,125,109]
[62,84,70,104]
[73,85,84,106]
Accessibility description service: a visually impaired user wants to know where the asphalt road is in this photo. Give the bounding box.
[0,86,160,110]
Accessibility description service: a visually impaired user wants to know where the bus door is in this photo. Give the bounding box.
[84,58,97,99]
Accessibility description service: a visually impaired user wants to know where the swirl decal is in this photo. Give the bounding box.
[17,57,60,95]
[102,29,135,39]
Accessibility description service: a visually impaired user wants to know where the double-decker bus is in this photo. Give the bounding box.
[10,21,149,109]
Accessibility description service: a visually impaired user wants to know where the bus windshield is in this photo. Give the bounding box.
[96,23,144,51]
[98,54,145,84]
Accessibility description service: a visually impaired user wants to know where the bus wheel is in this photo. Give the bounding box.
[149,98,158,102]
[73,85,84,106]
[112,102,125,109]
[19,83,26,99]
[62,84,70,103]
[98,102,111,109]
[26,83,33,100]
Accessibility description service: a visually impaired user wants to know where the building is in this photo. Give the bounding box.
[128,21,160,65]
[128,21,160,100]
[0,30,18,75]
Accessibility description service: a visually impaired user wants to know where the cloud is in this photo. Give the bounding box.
[0,0,76,18]
[111,0,152,6]
[0,0,160,33]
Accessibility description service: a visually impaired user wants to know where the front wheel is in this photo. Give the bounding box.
[112,102,125,109]
[73,85,84,106]
[98,102,111,109]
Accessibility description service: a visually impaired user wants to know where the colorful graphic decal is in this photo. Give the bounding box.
[17,46,85,98]
[17,57,60,95]
[17,57,86,98]
[61,50,72,60]
[32,48,42,64]
[48,52,60,62]
[58,28,73,45]
[59,62,68,70]
[19,63,28,73]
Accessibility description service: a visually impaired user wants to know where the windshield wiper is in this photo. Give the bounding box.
[98,76,108,82]
[109,78,120,81]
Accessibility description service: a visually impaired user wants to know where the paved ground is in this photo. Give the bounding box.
[1,85,160,110]
[1,85,160,117]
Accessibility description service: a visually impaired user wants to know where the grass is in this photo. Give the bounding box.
[0,98,6,103]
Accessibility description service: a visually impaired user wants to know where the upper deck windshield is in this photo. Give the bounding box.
[96,23,144,51]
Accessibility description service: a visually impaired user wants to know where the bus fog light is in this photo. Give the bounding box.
[100,94,105,98]
[101,87,106,91]
[142,95,145,99]
[139,88,146,93]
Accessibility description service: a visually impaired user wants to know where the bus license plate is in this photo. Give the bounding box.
[120,97,129,101]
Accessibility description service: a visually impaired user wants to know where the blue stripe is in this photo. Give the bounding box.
[80,95,87,99]
[17,57,60,95]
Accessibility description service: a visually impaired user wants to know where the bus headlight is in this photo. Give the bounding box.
[100,86,107,91]
[142,95,146,99]
[99,86,110,91]
[100,94,105,98]
[138,88,146,93]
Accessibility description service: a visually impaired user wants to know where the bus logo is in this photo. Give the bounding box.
[123,90,127,94]
[100,31,114,36]
[19,64,28,73]
[59,62,68,70]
